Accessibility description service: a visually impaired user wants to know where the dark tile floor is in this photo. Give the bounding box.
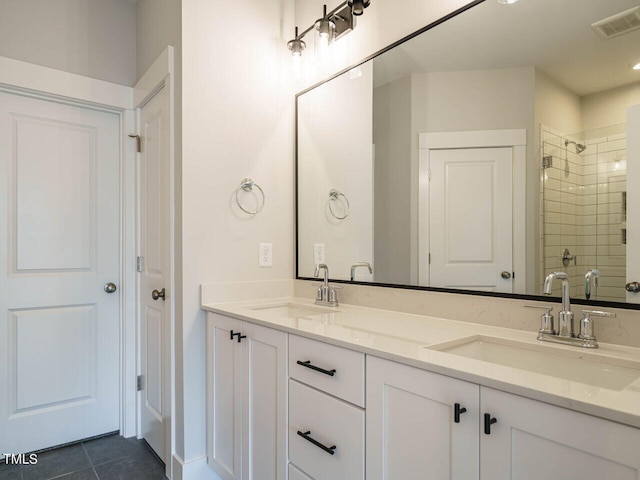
[0,434,167,480]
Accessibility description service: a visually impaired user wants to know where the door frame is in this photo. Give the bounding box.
[0,56,138,437]
[133,47,176,476]
[418,129,527,292]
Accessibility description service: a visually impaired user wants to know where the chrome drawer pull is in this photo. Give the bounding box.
[297,430,336,455]
[296,360,336,377]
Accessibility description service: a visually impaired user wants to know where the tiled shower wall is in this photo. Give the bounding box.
[541,124,627,302]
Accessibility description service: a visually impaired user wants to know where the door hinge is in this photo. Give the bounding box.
[428,169,431,181]
[136,256,144,273]
[429,253,431,264]
[128,134,141,153]
[137,375,144,391]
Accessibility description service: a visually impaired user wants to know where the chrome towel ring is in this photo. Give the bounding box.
[328,189,350,220]
[235,178,265,215]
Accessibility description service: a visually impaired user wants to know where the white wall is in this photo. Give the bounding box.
[0,0,136,86]
[180,0,295,467]
[581,81,640,131]
[136,0,181,82]
[373,76,412,284]
[298,62,374,282]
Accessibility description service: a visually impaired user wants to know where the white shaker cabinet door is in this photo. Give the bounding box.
[241,321,287,480]
[366,356,480,480]
[207,314,244,480]
[480,387,640,480]
[206,313,287,480]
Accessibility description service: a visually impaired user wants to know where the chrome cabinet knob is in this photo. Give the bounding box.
[104,282,117,294]
[501,271,512,279]
[152,288,166,301]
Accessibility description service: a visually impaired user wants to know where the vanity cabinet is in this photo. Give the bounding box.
[481,387,640,480]
[205,313,287,480]
[288,335,365,480]
[367,356,640,480]
[366,356,480,480]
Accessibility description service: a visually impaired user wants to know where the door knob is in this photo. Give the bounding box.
[501,271,512,279]
[626,282,640,293]
[152,288,166,301]
[104,282,117,293]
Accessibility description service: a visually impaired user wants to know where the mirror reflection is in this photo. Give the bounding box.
[297,0,640,304]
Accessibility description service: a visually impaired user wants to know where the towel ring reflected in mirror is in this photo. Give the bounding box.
[328,189,350,220]
[235,178,265,215]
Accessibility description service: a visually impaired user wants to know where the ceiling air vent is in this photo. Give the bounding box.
[591,6,640,39]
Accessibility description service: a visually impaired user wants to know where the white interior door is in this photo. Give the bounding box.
[0,91,120,454]
[626,104,640,303]
[430,147,513,292]
[138,85,170,462]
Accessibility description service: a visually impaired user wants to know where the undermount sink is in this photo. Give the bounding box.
[427,335,640,391]
[248,302,339,319]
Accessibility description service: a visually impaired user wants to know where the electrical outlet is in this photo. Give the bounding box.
[313,243,326,265]
[259,243,273,267]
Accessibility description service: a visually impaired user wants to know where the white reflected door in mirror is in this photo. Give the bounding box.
[429,147,513,292]
[418,130,526,293]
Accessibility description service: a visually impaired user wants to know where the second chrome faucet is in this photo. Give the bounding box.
[535,271,615,348]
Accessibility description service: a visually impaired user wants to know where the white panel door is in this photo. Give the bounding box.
[138,85,171,462]
[626,104,640,303]
[366,356,479,480]
[430,147,513,292]
[0,91,120,454]
[481,387,640,480]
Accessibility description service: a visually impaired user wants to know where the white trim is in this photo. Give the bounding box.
[0,58,137,439]
[172,454,219,480]
[134,46,174,108]
[419,129,527,149]
[133,46,176,479]
[0,56,132,110]
[418,129,527,293]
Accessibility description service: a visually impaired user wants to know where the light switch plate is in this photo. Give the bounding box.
[259,243,273,267]
[313,243,326,265]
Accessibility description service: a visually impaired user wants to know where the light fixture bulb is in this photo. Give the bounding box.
[497,0,520,4]
[287,27,306,57]
[633,62,640,71]
[314,5,336,49]
[348,0,370,16]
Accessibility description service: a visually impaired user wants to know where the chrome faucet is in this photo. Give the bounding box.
[584,269,600,300]
[537,272,614,348]
[350,262,373,281]
[314,264,339,307]
[543,272,574,337]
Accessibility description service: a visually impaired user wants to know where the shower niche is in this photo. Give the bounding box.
[541,123,627,302]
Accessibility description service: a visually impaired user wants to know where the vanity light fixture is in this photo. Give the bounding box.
[286,2,357,57]
[348,0,370,16]
[632,62,640,71]
[287,27,306,56]
[497,0,521,4]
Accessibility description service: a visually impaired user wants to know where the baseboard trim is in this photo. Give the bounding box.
[172,453,219,480]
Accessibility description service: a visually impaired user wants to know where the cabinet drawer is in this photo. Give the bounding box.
[289,463,314,480]
[289,380,364,480]
[289,335,365,407]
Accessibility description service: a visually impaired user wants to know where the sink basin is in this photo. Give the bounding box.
[427,335,640,391]
[248,302,339,319]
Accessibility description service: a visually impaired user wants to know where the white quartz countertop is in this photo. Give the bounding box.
[202,296,640,428]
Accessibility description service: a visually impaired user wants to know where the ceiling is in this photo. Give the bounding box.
[373,0,640,96]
